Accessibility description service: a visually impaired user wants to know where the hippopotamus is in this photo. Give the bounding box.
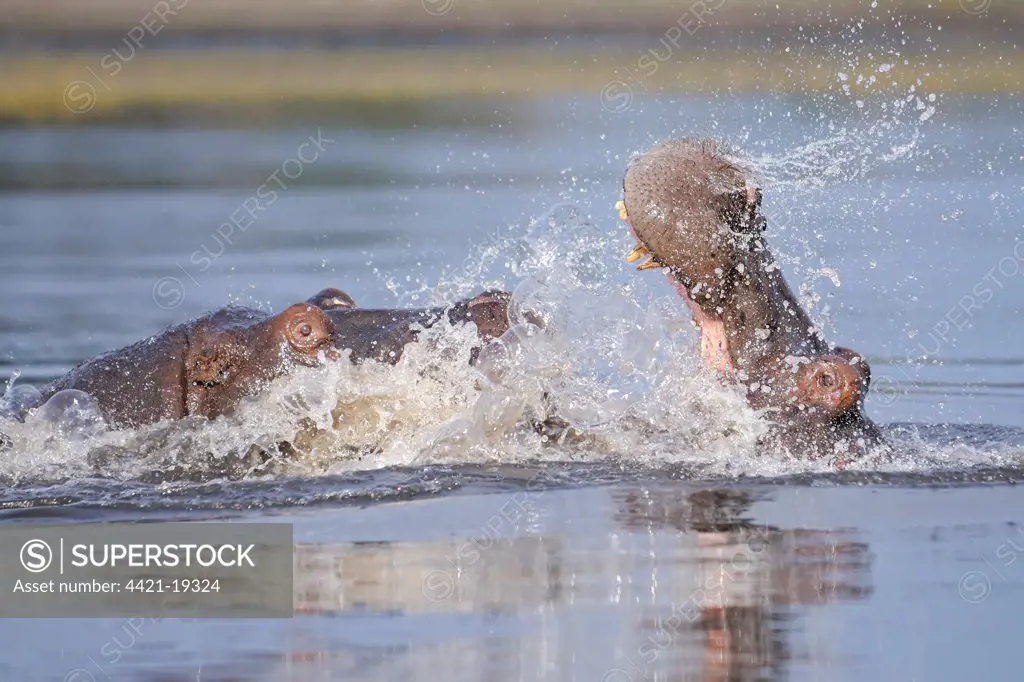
[25,289,514,430]
[2,139,881,468]
[618,138,884,463]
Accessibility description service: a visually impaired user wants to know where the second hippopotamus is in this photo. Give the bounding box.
[32,289,514,429]
[619,137,884,462]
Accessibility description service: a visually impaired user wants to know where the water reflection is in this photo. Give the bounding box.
[610,488,872,682]
[277,486,873,681]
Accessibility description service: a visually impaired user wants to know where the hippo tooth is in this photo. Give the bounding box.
[626,244,648,262]
[636,257,663,271]
[615,200,629,222]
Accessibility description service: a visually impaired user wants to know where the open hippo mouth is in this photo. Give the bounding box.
[619,138,884,462]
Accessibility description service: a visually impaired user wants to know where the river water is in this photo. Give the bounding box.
[0,91,1022,680]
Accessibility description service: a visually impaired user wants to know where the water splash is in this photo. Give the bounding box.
[0,204,767,485]
[1,98,1019,494]
[1,198,1015,497]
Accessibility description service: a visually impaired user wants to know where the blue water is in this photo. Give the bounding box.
[0,91,1022,680]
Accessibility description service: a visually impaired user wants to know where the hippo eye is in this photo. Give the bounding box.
[818,371,836,388]
[298,323,313,337]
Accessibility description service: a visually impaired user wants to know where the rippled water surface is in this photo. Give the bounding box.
[0,92,1022,680]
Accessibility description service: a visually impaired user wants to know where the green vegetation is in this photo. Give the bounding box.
[0,0,1016,32]
[2,47,1019,123]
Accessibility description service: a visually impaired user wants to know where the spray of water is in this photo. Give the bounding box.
[2,78,1019,487]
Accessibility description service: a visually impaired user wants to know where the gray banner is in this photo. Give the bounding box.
[0,523,293,617]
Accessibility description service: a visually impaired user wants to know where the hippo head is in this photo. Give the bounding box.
[620,138,883,463]
[304,288,515,366]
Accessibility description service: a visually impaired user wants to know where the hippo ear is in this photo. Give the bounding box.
[464,291,513,341]
[307,288,356,310]
[721,187,766,235]
[791,355,866,415]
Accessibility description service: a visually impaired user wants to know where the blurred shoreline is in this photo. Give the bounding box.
[0,0,1018,123]
[2,47,1019,123]
[0,0,1016,33]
